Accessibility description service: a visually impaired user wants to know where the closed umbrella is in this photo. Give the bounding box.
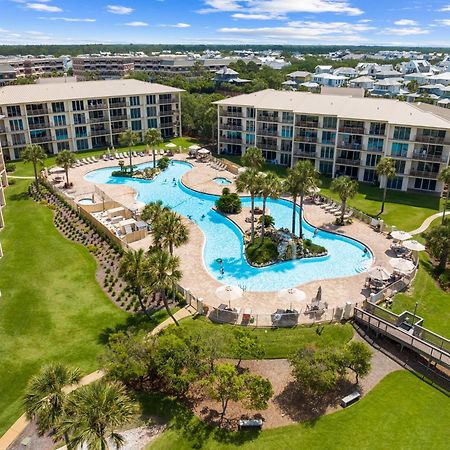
[215,285,243,302]
[165,143,177,148]
[188,144,201,151]
[389,258,415,274]
[403,240,426,252]
[367,266,391,281]
[277,288,306,303]
[197,148,210,155]
[391,230,412,241]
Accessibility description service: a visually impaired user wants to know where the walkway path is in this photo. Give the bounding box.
[409,211,444,235]
[150,305,196,336]
[6,176,35,180]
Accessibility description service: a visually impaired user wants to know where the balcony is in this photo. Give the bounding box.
[159,97,175,104]
[294,151,316,158]
[415,135,450,145]
[27,108,49,116]
[220,124,242,131]
[110,115,128,121]
[409,169,439,179]
[338,141,362,150]
[29,122,50,130]
[336,157,361,166]
[339,126,365,135]
[258,129,278,137]
[90,116,109,123]
[257,114,279,123]
[257,142,278,151]
[296,120,319,128]
[220,136,242,144]
[109,101,127,108]
[111,127,127,134]
[88,103,107,110]
[295,136,317,143]
[412,151,446,163]
[221,110,243,117]
[31,136,51,143]
[91,129,110,136]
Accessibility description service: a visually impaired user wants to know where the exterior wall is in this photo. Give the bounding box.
[217,103,450,195]
[0,91,181,160]
[4,58,65,78]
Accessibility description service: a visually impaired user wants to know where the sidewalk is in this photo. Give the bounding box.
[409,211,444,235]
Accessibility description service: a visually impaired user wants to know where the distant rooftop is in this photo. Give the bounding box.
[0,79,183,104]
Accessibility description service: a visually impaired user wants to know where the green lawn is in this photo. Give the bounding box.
[219,155,443,232]
[146,371,450,449]
[9,136,200,177]
[0,179,128,435]
[165,316,354,359]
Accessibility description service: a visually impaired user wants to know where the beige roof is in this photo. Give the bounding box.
[214,89,450,128]
[0,79,183,105]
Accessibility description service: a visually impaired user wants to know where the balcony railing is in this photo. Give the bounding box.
[415,135,449,145]
[159,97,175,104]
[258,129,278,137]
[336,157,361,166]
[221,110,243,117]
[295,136,318,143]
[338,141,363,150]
[220,136,242,144]
[88,104,107,110]
[294,151,317,158]
[109,101,127,108]
[257,142,278,151]
[111,127,127,134]
[257,115,279,123]
[339,126,365,134]
[110,115,128,121]
[296,120,319,128]
[220,124,242,131]
[91,129,110,136]
[31,136,51,143]
[27,108,49,116]
[90,116,109,123]
[29,123,50,130]
[412,151,446,163]
[409,169,439,179]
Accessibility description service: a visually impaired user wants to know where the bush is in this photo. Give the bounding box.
[86,244,98,254]
[303,239,327,254]
[258,214,274,228]
[438,269,450,289]
[111,170,134,178]
[246,237,279,265]
[5,163,16,173]
[215,191,242,214]
[157,157,170,171]
[8,178,16,185]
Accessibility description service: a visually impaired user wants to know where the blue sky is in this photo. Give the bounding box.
[1,0,450,46]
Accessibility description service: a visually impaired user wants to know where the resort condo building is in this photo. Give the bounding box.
[0,133,7,257]
[215,89,450,194]
[0,79,183,160]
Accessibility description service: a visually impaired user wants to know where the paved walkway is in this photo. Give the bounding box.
[150,305,196,336]
[6,175,35,179]
[409,211,444,235]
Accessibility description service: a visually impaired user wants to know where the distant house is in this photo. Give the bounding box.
[214,67,250,85]
[333,67,358,78]
[427,72,450,86]
[349,76,375,90]
[418,84,446,97]
[281,80,298,91]
[0,64,16,85]
[400,59,432,75]
[372,79,402,96]
[313,73,347,87]
[314,65,333,74]
[286,70,311,83]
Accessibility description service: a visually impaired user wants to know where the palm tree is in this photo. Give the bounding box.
[152,210,189,255]
[119,249,152,320]
[236,168,261,245]
[147,249,182,326]
[241,146,264,170]
[119,130,140,173]
[259,172,282,243]
[376,157,396,216]
[60,380,137,450]
[55,150,77,187]
[438,166,450,224]
[285,161,319,238]
[331,176,359,224]
[22,144,47,193]
[24,363,81,439]
[144,128,163,169]
[425,221,450,272]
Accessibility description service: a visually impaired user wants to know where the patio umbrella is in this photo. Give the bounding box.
[165,143,177,148]
[367,266,391,281]
[389,258,415,274]
[403,240,426,252]
[391,230,412,241]
[215,285,243,302]
[197,148,210,155]
[188,144,201,151]
[277,288,306,303]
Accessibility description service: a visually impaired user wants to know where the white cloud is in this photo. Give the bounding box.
[125,21,148,26]
[232,13,285,19]
[394,19,417,26]
[26,2,62,12]
[287,20,374,32]
[436,19,450,26]
[199,0,363,16]
[383,27,429,35]
[48,17,96,22]
[159,22,191,28]
[107,4,134,14]
[438,5,450,11]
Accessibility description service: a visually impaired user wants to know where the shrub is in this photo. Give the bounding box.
[5,163,16,173]
[86,244,98,254]
[111,170,134,178]
[216,191,242,214]
[246,237,278,265]
[439,269,450,290]
[157,157,170,171]
[258,214,274,228]
[8,178,16,185]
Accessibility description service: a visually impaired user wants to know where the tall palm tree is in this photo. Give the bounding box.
[22,143,47,193]
[59,380,137,450]
[438,166,450,224]
[285,161,319,238]
[119,130,140,173]
[241,146,264,170]
[119,249,152,320]
[55,150,77,187]
[376,157,396,216]
[144,128,163,168]
[331,176,359,224]
[259,172,282,243]
[236,168,261,245]
[152,210,189,255]
[147,249,182,326]
[141,200,169,224]
[425,221,450,272]
[24,363,81,438]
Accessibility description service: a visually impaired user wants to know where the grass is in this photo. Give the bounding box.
[144,371,450,449]
[219,154,443,232]
[0,179,130,435]
[245,237,279,265]
[165,316,354,359]
[9,136,200,178]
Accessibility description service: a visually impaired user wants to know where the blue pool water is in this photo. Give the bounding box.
[85,160,372,292]
[214,177,232,185]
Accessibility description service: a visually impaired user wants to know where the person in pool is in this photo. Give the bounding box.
[363,247,369,255]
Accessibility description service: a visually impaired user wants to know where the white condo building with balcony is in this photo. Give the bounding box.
[215,89,450,194]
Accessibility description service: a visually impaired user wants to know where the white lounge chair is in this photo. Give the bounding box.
[132,151,138,157]
[324,202,336,211]
[102,154,108,161]
[159,149,165,155]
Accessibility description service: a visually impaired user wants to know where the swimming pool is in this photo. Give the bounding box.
[85,160,373,292]
[78,197,95,205]
[213,177,232,185]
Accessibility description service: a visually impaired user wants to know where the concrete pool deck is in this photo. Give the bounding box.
[50,153,393,322]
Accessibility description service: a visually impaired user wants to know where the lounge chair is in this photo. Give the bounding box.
[114,153,120,159]
[159,149,165,155]
[102,154,108,161]
[138,152,145,157]
[343,210,353,220]
[132,151,138,157]
[324,202,336,211]
[370,218,380,230]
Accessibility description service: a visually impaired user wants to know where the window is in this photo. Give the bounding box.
[159,104,172,115]
[55,128,68,141]
[387,177,403,190]
[281,140,292,152]
[321,131,335,145]
[393,126,411,140]
[365,154,381,167]
[9,119,23,131]
[246,134,255,145]
[297,143,316,154]
[129,96,140,106]
[130,108,141,119]
[53,115,66,127]
[368,137,384,152]
[159,94,172,103]
[148,118,157,128]
[281,126,293,138]
[72,100,84,111]
[320,146,334,159]
[414,178,437,191]
[391,142,408,157]
[394,160,406,174]
[160,116,172,126]
[52,102,65,113]
[369,122,386,136]
[319,161,333,175]
[146,95,156,105]
[280,153,291,166]
[7,105,21,117]
[363,168,378,182]
[75,126,87,138]
[57,141,70,152]
[282,111,293,123]
[146,106,157,117]
[247,108,255,118]
[131,120,142,131]
[76,139,89,151]
[73,113,86,125]
[246,121,255,132]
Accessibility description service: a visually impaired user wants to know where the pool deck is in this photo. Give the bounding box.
[52,153,393,323]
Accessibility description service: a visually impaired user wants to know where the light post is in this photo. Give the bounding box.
[411,301,419,329]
